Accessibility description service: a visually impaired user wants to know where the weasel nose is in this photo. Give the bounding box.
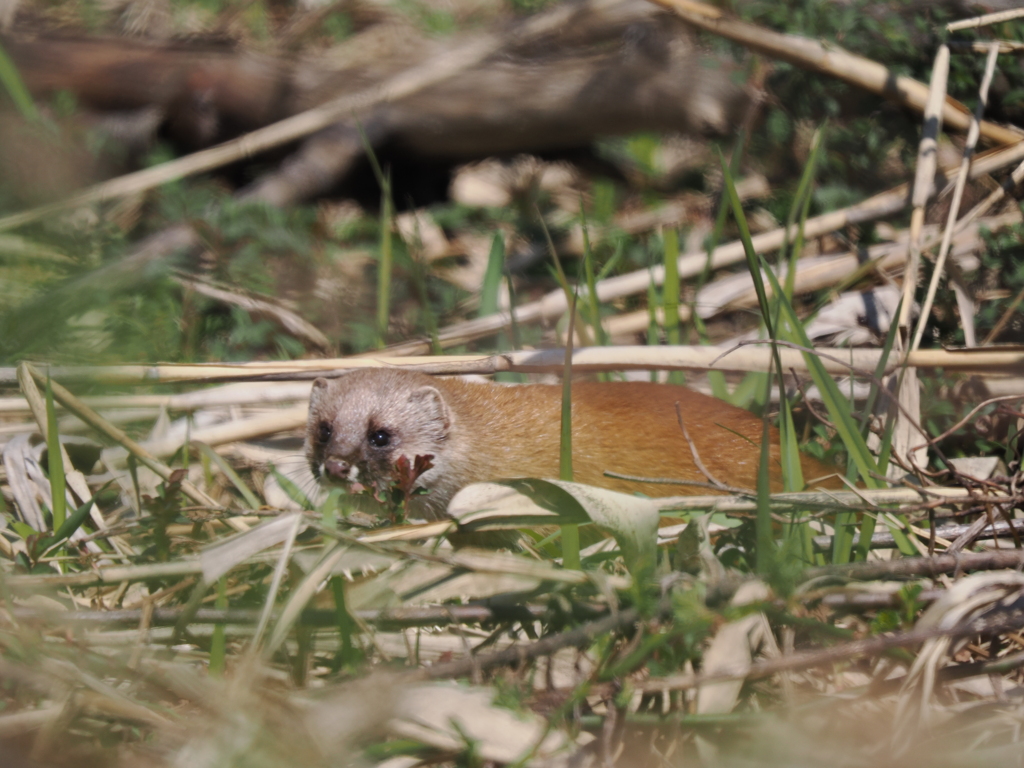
[324,458,352,480]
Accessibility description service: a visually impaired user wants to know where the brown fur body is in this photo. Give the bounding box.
[305,369,839,520]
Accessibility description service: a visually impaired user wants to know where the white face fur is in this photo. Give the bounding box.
[304,370,453,498]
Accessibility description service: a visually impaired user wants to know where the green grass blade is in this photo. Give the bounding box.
[580,202,608,348]
[831,507,856,564]
[506,267,522,352]
[479,232,505,318]
[536,203,575,313]
[271,468,314,509]
[331,576,361,668]
[209,577,228,676]
[720,148,784,419]
[755,410,775,576]
[721,154,790,470]
[759,265,916,559]
[783,126,825,298]
[48,491,102,546]
[721,158,775,342]
[538,208,589,348]
[316,490,361,666]
[481,231,514,371]
[860,298,902,437]
[690,143,737,402]
[376,172,393,348]
[851,299,901,562]
[728,372,767,410]
[720,159,788,573]
[596,238,625,281]
[196,443,261,509]
[697,124,746,299]
[693,314,729,401]
[663,228,683,385]
[761,266,879,484]
[44,376,66,532]
[647,277,660,383]
[407,231,441,355]
[0,44,40,123]
[355,123,394,349]
[772,299,805,494]
[560,293,580,570]
[172,578,211,646]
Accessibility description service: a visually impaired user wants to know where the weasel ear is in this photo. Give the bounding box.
[408,386,451,435]
[310,378,330,406]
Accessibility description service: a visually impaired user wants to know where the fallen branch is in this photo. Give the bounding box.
[805,549,1024,581]
[641,606,1024,693]
[10,602,556,630]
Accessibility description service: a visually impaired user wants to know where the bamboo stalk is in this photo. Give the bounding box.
[901,45,949,339]
[947,7,1024,31]
[647,0,1021,145]
[892,45,949,474]
[912,44,999,351]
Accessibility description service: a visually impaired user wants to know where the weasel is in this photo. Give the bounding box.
[305,368,840,520]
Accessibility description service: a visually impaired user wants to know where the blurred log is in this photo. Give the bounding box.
[1,0,750,194]
[0,0,750,351]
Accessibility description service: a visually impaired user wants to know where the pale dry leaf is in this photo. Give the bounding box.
[346,551,550,609]
[889,368,928,474]
[946,456,1000,480]
[200,512,308,583]
[291,544,401,586]
[448,479,658,577]
[896,571,1024,732]
[389,682,572,764]
[409,570,544,605]
[696,580,771,716]
[805,286,903,345]
[2,433,47,530]
[448,481,564,528]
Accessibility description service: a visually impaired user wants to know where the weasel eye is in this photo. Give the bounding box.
[316,421,332,444]
[368,429,391,448]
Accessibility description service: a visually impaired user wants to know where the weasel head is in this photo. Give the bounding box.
[305,369,453,502]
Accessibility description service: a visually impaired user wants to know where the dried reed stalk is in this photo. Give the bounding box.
[912,45,1001,350]
[10,345,1024,387]
[648,0,1021,145]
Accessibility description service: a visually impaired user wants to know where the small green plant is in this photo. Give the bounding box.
[143,468,189,562]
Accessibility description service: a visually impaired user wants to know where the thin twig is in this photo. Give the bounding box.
[805,549,1024,581]
[913,394,1024,451]
[603,471,753,495]
[674,402,729,490]
[641,607,1024,693]
[418,606,642,681]
[9,603,554,629]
